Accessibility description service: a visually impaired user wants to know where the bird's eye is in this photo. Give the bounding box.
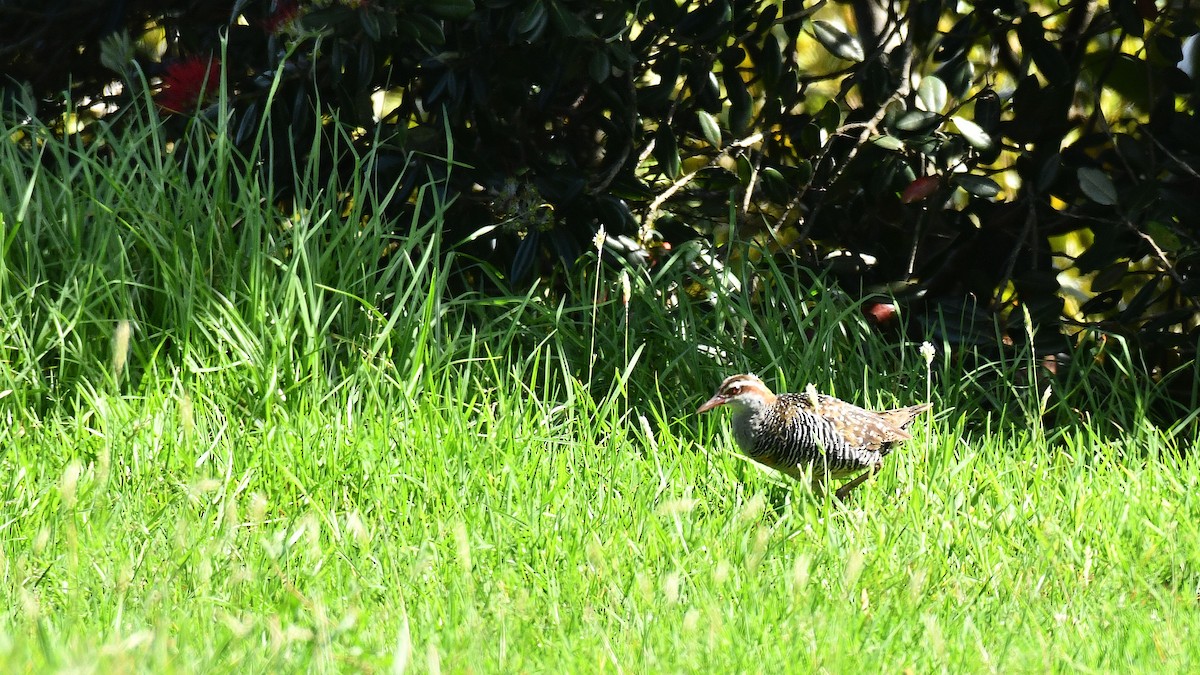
[728,386,742,395]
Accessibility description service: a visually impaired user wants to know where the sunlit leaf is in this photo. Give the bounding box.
[810,20,864,62]
[872,135,904,150]
[917,76,948,112]
[697,111,722,148]
[951,116,992,150]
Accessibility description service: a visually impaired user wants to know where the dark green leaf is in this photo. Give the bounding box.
[956,174,1001,198]
[792,159,813,185]
[1078,289,1122,315]
[934,16,973,62]
[1008,76,1042,143]
[1151,34,1183,65]
[1036,153,1061,192]
[856,59,894,107]
[596,196,636,230]
[511,231,541,284]
[755,4,779,36]
[736,155,752,185]
[515,0,547,39]
[1119,276,1165,321]
[912,0,943,45]
[357,45,375,92]
[328,41,345,84]
[1096,54,1157,110]
[1077,167,1119,205]
[546,0,593,37]
[299,7,348,32]
[868,160,900,195]
[816,100,841,131]
[761,167,791,201]
[678,0,731,41]
[894,110,941,132]
[882,99,906,128]
[1110,0,1145,37]
[428,0,476,20]
[360,9,382,41]
[235,102,259,145]
[536,172,585,201]
[1091,261,1130,292]
[1074,224,1119,272]
[589,50,611,82]
[934,56,974,98]
[1018,17,1070,85]
[1148,221,1183,252]
[799,123,822,154]
[936,136,967,167]
[725,71,752,133]
[655,48,682,83]
[548,228,581,268]
[719,46,746,68]
[758,34,783,88]
[692,68,721,112]
[1142,309,1197,332]
[409,14,446,44]
[654,127,681,178]
[973,89,1000,133]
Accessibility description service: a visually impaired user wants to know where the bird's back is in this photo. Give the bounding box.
[743,393,930,478]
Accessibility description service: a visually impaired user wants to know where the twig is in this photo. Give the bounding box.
[1143,130,1200,180]
[790,13,913,245]
[642,132,764,236]
[1124,216,1200,309]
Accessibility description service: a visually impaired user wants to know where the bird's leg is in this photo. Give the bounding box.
[834,462,882,500]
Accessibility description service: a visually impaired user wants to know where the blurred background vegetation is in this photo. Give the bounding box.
[1,0,1198,424]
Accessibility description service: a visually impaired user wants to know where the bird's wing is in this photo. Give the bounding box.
[786,393,913,450]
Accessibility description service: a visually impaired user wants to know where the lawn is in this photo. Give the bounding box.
[1,115,1198,672]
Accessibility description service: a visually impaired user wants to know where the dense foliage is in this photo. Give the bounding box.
[2,0,1198,414]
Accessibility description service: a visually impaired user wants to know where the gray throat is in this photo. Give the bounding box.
[730,403,766,455]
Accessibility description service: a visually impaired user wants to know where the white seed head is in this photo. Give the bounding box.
[593,226,607,251]
[920,341,936,366]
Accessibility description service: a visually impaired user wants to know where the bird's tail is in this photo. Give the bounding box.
[881,403,932,431]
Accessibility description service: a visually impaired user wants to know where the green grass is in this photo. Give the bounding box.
[2,109,1199,672]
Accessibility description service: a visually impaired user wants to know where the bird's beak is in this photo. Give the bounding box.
[696,394,726,414]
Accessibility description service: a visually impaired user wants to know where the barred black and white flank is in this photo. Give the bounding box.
[697,373,931,498]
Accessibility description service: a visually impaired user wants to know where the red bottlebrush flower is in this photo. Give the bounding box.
[156,57,221,114]
[264,0,303,34]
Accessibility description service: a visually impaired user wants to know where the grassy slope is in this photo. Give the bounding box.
[1,115,1198,672]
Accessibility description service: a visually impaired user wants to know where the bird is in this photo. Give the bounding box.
[697,373,931,499]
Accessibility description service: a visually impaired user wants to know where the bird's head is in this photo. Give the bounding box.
[696,373,777,414]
